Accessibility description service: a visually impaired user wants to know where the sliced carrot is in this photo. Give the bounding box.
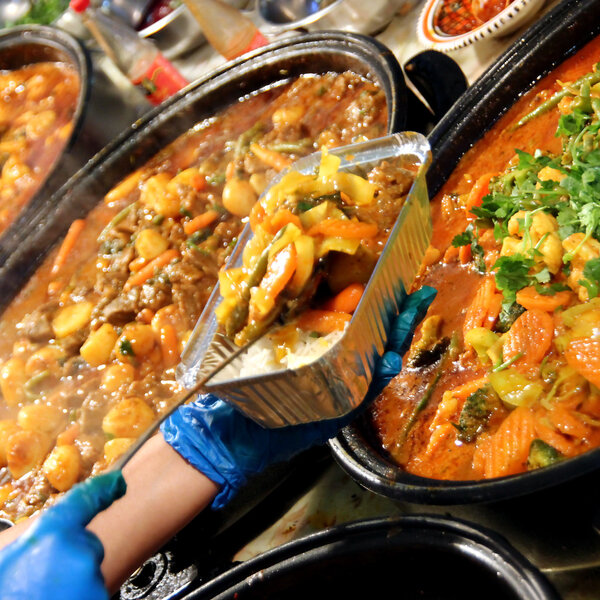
[549,404,591,440]
[465,173,493,218]
[159,323,179,368]
[50,219,86,277]
[502,308,554,370]
[442,245,459,263]
[259,244,297,303]
[463,276,501,345]
[124,249,179,291]
[264,209,303,235]
[307,218,378,239]
[485,406,537,478]
[565,337,600,389]
[322,283,365,313]
[183,209,219,235]
[448,376,490,400]
[534,413,577,456]
[459,243,472,264]
[250,143,292,172]
[249,202,266,231]
[515,286,574,312]
[296,309,352,335]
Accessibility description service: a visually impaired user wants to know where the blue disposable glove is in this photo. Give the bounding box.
[0,471,126,600]
[161,286,436,508]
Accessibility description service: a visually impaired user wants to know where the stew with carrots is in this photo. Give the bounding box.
[0,71,387,521]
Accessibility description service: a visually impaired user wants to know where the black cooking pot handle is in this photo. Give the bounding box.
[403,50,468,134]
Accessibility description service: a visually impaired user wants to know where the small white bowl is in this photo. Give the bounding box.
[417,0,546,52]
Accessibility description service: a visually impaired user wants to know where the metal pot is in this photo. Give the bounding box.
[330,0,600,505]
[0,25,150,264]
[255,0,404,36]
[181,515,559,600]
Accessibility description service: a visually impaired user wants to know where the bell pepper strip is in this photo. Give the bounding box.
[307,218,378,239]
[322,283,365,313]
[295,309,352,335]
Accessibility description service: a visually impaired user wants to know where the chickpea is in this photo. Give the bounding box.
[17,403,64,437]
[43,444,80,492]
[249,173,268,196]
[222,178,258,218]
[6,430,51,479]
[0,357,27,407]
[115,323,156,361]
[0,419,19,467]
[102,397,155,438]
[103,437,135,465]
[134,228,169,261]
[102,363,136,392]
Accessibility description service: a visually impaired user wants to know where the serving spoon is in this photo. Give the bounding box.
[0,0,31,27]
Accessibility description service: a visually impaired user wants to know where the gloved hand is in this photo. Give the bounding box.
[161,286,436,508]
[0,471,126,600]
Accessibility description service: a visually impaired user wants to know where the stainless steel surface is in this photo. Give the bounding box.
[139,0,249,60]
[255,0,403,35]
[103,0,154,28]
[0,0,31,26]
[179,133,432,428]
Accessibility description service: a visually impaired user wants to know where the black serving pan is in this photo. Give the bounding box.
[331,0,600,505]
[180,515,559,600]
[0,25,149,265]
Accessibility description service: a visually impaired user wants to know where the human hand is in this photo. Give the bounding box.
[0,471,126,600]
[161,286,436,508]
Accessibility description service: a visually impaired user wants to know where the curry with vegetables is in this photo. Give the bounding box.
[371,40,600,480]
[215,149,416,365]
[0,61,79,235]
[0,72,387,521]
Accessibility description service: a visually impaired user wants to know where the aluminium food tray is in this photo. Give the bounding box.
[178,132,432,428]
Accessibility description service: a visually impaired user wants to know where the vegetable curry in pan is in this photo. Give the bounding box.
[371,38,600,480]
[0,72,387,521]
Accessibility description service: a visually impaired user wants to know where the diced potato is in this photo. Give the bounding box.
[43,445,80,492]
[25,345,65,377]
[103,437,135,464]
[17,404,64,436]
[465,327,500,364]
[0,357,27,407]
[80,323,119,367]
[6,430,51,479]
[52,301,94,339]
[102,397,155,438]
[272,104,305,126]
[222,178,257,217]
[134,228,169,261]
[101,363,136,392]
[139,173,180,217]
[0,420,19,467]
[115,323,156,361]
[318,151,341,179]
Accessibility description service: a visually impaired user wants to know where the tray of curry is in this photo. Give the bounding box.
[331,0,600,503]
[0,31,410,523]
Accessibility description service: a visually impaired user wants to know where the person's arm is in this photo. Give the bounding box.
[88,433,219,593]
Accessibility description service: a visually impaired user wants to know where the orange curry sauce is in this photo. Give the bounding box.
[370,37,600,480]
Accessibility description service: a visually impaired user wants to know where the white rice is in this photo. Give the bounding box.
[212,325,346,382]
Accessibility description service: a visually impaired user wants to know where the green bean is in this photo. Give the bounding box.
[267,139,312,154]
[513,67,600,130]
[23,370,50,401]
